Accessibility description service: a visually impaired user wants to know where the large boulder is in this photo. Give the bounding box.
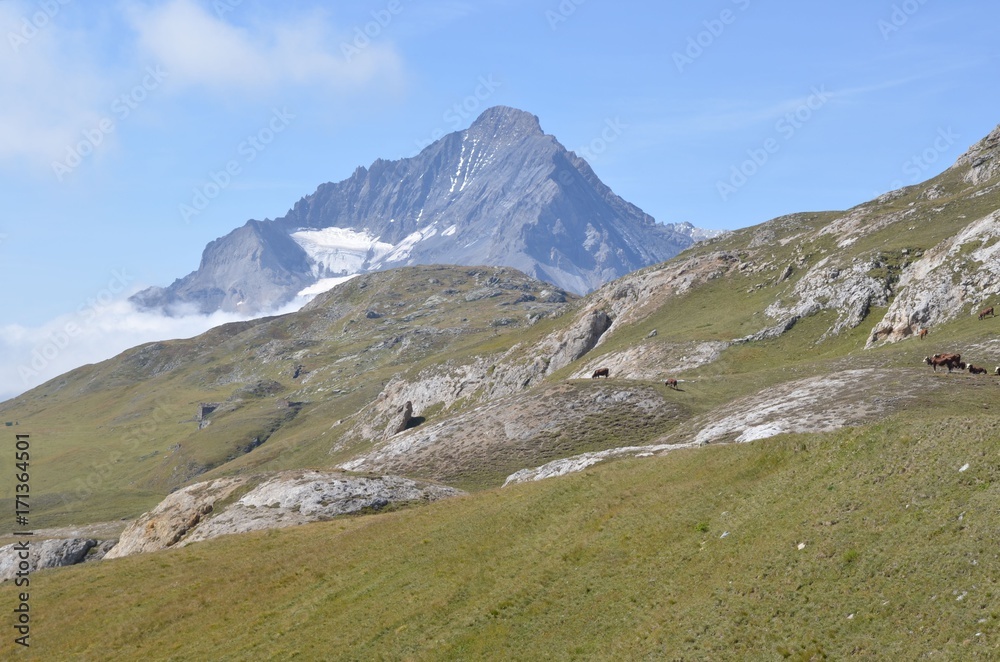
[0,538,97,581]
[104,476,251,560]
[104,471,462,559]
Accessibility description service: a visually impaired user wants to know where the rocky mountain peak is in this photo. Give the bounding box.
[131,107,707,314]
[465,106,544,144]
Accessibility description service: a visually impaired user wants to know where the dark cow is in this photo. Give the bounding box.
[665,378,678,390]
[969,364,988,375]
[979,307,995,320]
[592,367,610,379]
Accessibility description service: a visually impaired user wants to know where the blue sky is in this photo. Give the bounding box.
[1,0,999,399]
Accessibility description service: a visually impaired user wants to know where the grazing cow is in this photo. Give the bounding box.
[918,328,928,340]
[969,364,989,375]
[932,353,961,362]
[995,366,1000,376]
[592,367,610,379]
[665,378,678,390]
[980,306,995,320]
[924,354,962,372]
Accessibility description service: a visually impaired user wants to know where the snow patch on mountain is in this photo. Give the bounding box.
[291,228,393,277]
[382,225,440,264]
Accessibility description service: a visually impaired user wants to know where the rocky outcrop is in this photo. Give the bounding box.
[385,400,414,438]
[503,368,939,485]
[338,303,616,446]
[687,369,927,445]
[503,440,701,486]
[339,382,684,484]
[868,211,1000,346]
[183,471,461,545]
[759,251,892,341]
[952,124,1000,186]
[104,476,251,559]
[104,471,462,559]
[569,340,729,381]
[0,538,97,581]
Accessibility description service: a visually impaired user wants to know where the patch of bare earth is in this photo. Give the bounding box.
[339,381,689,486]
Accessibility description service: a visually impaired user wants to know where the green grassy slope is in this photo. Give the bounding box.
[0,266,579,527]
[4,410,998,660]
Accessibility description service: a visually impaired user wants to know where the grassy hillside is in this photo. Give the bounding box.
[0,127,998,660]
[3,409,998,660]
[0,266,579,527]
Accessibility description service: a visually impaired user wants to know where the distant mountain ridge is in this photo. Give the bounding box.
[133,106,710,314]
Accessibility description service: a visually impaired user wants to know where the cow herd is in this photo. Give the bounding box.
[589,307,998,385]
[923,353,999,375]
[919,305,999,374]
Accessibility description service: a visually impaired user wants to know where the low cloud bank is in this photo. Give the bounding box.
[0,296,310,404]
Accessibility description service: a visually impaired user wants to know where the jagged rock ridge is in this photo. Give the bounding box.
[132,106,707,313]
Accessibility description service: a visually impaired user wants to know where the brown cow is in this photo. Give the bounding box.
[932,353,961,362]
[665,379,678,390]
[924,354,962,372]
[969,364,989,375]
[918,328,928,339]
[979,307,995,320]
[592,368,610,379]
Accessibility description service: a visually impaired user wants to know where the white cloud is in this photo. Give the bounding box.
[0,2,112,168]
[0,296,310,403]
[0,0,407,169]
[126,0,404,94]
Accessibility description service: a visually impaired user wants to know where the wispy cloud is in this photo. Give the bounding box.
[125,0,405,95]
[641,68,973,140]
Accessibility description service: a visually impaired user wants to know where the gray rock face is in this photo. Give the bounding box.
[131,220,313,315]
[183,471,461,544]
[132,106,703,314]
[868,210,1000,345]
[104,471,462,559]
[385,400,414,439]
[951,124,1000,185]
[0,538,97,581]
